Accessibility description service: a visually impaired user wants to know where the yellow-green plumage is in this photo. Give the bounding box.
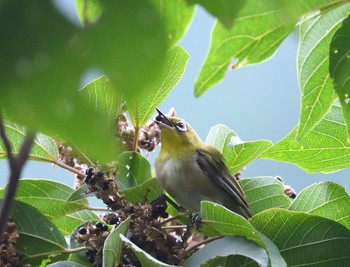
[154,110,251,218]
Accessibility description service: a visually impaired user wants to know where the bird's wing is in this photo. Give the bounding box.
[196,147,252,217]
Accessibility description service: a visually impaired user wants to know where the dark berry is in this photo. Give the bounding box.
[102,182,109,190]
[291,193,297,199]
[96,170,104,178]
[85,168,94,176]
[160,211,169,218]
[86,249,94,257]
[85,174,92,183]
[88,254,95,263]
[78,227,87,235]
[101,224,108,231]
[89,177,96,186]
[95,222,103,229]
[105,213,119,225]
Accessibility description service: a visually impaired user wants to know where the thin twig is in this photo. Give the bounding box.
[160,214,188,226]
[185,235,223,256]
[86,207,111,212]
[25,246,87,259]
[0,114,36,235]
[161,225,187,230]
[53,159,85,179]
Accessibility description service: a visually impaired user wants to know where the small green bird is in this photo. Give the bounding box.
[154,109,251,218]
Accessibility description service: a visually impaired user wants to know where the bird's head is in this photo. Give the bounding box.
[155,108,202,153]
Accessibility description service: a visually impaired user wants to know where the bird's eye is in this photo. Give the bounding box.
[155,114,164,121]
[176,122,187,132]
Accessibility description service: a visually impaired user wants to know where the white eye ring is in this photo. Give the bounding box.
[176,121,187,132]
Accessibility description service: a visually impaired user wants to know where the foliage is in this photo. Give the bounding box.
[1,0,350,266]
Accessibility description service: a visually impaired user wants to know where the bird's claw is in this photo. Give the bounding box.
[191,212,202,231]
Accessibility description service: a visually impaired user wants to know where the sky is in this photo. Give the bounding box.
[1,2,350,197]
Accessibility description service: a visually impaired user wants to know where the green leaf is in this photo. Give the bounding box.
[259,233,287,267]
[330,14,350,140]
[289,182,350,230]
[47,262,86,267]
[116,152,152,190]
[205,124,272,174]
[151,0,195,47]
[12,179,98,235]
[186,0,245,29]
[81,75,121,122]
[251,209,350,267]
[75,0,102,25]
[120,234,176,267]
[129,45,189,128]
[103,217,130,267]
[0,120,58,162]
[183,236,269,267]
[194,0,343,96]
[10,201,67,262]
[296,4,350,139]
[263,103,350,173]
[67,184,89,203]
[200,201,266,249]
[121,178,164,204]
[240,177,291,216]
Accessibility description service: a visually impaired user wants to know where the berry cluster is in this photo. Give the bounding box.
[74,221,111,267]
[0,218,27,267]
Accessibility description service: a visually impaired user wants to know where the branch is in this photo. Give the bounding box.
[0,114,36,235]
[53,159,85,179]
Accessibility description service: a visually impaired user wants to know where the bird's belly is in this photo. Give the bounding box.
[155,158,221,212]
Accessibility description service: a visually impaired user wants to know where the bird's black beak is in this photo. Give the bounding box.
[155,108,174,128]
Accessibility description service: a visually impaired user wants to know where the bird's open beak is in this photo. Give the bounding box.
[155,108,174,129]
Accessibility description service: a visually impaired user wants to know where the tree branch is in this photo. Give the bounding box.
[0,114,36,235]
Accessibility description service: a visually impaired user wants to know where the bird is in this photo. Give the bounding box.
[154,108,251,219]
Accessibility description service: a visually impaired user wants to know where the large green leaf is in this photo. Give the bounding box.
[0,120,58,162]
[251,209,350,266]
[0,1,167,162]
[121,178,164,204]
[200,201,266,249]
[103,217,130,267]
[9,201,68,263]
[194,0,343,96]
[81,75,121,122]
[186,0,245,29]
[296,4,350,139]
[151,0,195,47]
[183,236,269,267]
[240,177,291,216]
[116,152,152,190]
[205,124,272,174]
[330,14,350,140]
[129,45,189,128]
[263,103,350,173]
[120,234,176,267]
[11,179,98,235]
[289,182,350,230]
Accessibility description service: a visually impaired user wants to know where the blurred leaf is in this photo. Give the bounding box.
[240,177,291,215]
[103,217,130,267]
[0,120,58,161]
[200,201,266,249]
[129,45,189,128]
[9,201,67,263]
[296,4,350,139]
[75,0,102,25]
[183,236,268,267]
[120,234,176,267]
[151,0,195,46]
[330,14,350,140]
[206,124,272,174]
[251,208,350,266]
[289,182,350,230]
[186,0,246,28]
[263,103,350,173]
[81,75,121,122]
[12,179,98,235]
[47,262,86,267]
[194,0,343,96]
[116,152,152,190]
[121,178,163,204]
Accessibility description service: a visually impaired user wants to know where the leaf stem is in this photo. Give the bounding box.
[133,126,139,152]
[87,206,111,212]
[24,246,87,259]
[161,225,187,230]
[0,113,36,236]
[160,214,188,226]
[53,159,85,179]
[185,236,223,256]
